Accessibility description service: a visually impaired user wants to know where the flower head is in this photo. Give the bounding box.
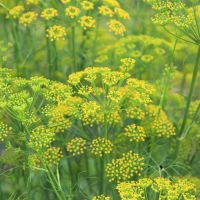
[66,137,87,156]
[108,19,126,36]
[90,137,113,157]
[79,16,96,30]
[9,5,24,19]
[19,11,38,26]
[46,25,67,41]
[41,8,58,20]
[65,6,80,19]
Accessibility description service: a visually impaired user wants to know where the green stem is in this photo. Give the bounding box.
[71,26,77,72]
[100,156,105,194]
[45,25,52,78]
[46,168,64,200]
[179,46,200,137]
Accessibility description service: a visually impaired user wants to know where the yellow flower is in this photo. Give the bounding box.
[9,5,24,19]
[90,137,113,157]
[65,6,80,19]
[26,0,39,5]
[92,195,111,200]
[41,8,58,20]
[46,25,67,41]
[79,16,96,30]
[104,0,120,8]
[108,19,126,36]
[19,11,38,26]
[106,151,144,182]
[120,58,135,72]
[81,1,94,11]
[115,7,130,19]
[151,116,176,138]
[124,124,147,142]
[98,6,114,17]
[66,137,87,156]
[141,54,154,63]
[44,147,63,166]
[0,122,12,141]
[61,0,70,4]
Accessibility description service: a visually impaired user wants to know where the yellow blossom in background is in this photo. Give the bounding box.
[98,6,114,17]
[9,5,24,19]
[104,0,120,8]
[108,19,126,36]
[41,8,58,20]
[61,0,71,4]
[19,11,38,26]
[120,58,135,72]
[26,0,39,5]
[115,7,130,20]
[46,25,67,41]
[81,1,94,11]
[92,195,111,200]
[65,6,80,19]
[79,16,96,30]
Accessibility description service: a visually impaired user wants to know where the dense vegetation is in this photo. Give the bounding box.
[0,0,200,199]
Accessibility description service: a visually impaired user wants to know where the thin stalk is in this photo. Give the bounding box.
[53,41,58,75]
[99,156,105,194]
[158,39,178,112]
[100,114,108,193]
[91,16,100,65]
[45,25,52,78]
[71,26,77,72]
[179,46,200,137]
[45,168,64,200]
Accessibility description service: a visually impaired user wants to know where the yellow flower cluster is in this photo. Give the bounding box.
[151,116,176,138]
[46,25,67,41]
[61,0,70,4]
[115,7,130,20]
[79,16,96,30]
[99,6,114,17]
[28,154,41,168]
[117,177,197,200]
[19,11,38,26]
[8,5,24,19]
[146,0,193,28]
[41,8,58,20]
[0,122,12,141]
[120,58,135,72]
[67,67,157,128]
[65,6,80,19]
[106,151,144,182]
[26,0,39,5]
[126,107,145,120]
[42,81,72,103]
[46,105,72,133]
[44,147,63,166]
[108,19,126,36]
[29,126,55,151]
[123,124,146,142]
[66,137,87,156]
[92,195,110,200]
[90,137,113,157]
[81,1,94,11]
[81,101,103,126]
